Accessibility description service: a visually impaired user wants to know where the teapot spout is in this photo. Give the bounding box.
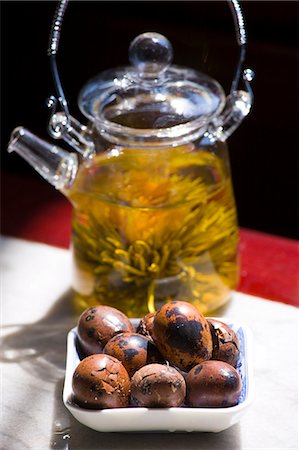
[7,127,78,191]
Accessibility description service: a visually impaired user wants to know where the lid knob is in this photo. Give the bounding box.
[129,32,173,80]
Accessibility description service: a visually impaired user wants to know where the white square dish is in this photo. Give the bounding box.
[63,318,254,433]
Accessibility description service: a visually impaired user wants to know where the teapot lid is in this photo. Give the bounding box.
[78,33,226,144]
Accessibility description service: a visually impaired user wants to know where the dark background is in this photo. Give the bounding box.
[1,1,298,239]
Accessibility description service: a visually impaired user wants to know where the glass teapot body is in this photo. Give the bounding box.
[63,30,249,316]
[8,1,254,317]
[66,126,239,317]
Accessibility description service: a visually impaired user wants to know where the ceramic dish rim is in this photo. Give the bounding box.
[63,317,254,419]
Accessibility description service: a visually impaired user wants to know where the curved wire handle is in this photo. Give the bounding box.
[229,0,246,92]
[47,0,251,119]
[47,0,70,119]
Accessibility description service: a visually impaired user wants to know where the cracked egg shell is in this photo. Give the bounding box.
[77,305,134,357]
[72,354,131,409]
[208,319,240,368]
[103,332,164,378]
[131,363,186,407]
[136,312,156,341]
[186,360,242,408]
[152,301,213,372]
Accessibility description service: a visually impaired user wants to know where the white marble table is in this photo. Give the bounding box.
[1,236,298,449]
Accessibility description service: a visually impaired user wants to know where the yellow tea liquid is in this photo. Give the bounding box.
[67,143,239,317]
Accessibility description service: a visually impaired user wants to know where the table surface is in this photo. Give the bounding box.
[1,236,298,450]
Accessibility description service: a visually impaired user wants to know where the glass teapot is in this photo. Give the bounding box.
[7,0,254,317]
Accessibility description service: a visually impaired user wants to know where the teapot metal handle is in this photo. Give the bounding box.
[48,0,70,120]
[47,0,253,145]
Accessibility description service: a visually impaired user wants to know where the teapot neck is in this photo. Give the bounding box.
[97,117,209,149]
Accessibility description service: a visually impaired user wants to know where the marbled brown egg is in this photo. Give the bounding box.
[136,312,156,341]
[186,360,242,407]
[208,319,240,368]
[72,354,131,409]
[152,301,213,372]
[131,363,186,407]
[103,332,164,377]
[77,305,134,357]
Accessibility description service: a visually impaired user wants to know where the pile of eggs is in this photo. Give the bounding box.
[73,301,242,409]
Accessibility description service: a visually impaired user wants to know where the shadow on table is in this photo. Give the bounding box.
[0,288,76,379]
